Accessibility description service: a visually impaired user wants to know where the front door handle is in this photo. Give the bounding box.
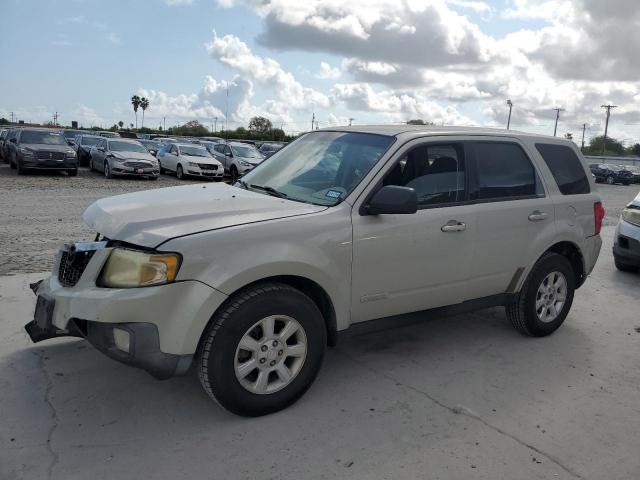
[441,220,466,232]
[528,210,548,222]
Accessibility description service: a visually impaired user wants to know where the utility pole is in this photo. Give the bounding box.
[163,117,166,131]
[552,108,564,137]
[601,105,617,155]
[581,123,587,150]
[348,117,354,126]
[214,116,218,133]
[10,112,15,123]
[53,112,60,127]
[311,112,315,132]
[225,81,229,137]
[506,100,513,130]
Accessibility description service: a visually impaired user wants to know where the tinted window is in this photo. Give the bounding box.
[81,136,100,146]
[474,142,537,199]
[536,143,590,195]
[384,144,466,206]
[20,130,67,145]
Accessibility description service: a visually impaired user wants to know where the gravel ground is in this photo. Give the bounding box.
[0,161,638,275]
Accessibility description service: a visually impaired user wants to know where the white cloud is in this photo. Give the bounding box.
[165,0,195,5]
[106,32,122,46]
[315,62,341,80]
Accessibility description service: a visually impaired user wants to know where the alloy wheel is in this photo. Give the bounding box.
[535,271,567,323]
[234,315,307,395]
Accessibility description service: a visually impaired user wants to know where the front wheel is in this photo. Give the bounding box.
[67,168,78,177]
[506,253,575,337]
[104,160,112,179]
[197,282,326,416]
[606,175,615,185]
[230,166,239,184]
[615,258,638,272]
[176,164,184,180]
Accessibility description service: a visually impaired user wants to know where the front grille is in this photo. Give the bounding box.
[58,249,95,287]
[199,164,218,170]
[36,151,65,160]
[124,161,152,168]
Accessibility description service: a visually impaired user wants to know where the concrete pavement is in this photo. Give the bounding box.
[1,226,639,480]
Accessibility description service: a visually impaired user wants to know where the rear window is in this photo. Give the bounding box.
[536,144,590,195]
[473,142,538,200]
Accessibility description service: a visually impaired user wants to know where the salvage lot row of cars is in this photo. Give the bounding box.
[0,126,286,182]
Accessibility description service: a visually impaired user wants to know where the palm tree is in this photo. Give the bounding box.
[131,95,141,129]
[118,120,124,129]
[140,97,149,129]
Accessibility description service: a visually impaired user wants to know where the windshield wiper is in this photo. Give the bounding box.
[250,184,288,198]
[236,179,248,189]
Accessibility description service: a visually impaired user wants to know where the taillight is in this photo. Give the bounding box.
[594,201,605,235]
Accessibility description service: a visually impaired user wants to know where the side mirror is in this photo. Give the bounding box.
[225,151,232,157]
[366,185,418,215]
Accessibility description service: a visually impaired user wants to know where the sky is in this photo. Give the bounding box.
[1,0,640,143]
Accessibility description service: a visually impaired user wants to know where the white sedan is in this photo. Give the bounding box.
[158,143,224,180]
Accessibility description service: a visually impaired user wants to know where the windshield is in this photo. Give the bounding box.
[241,131,394,206]
[262,143,283,151]
[232,145,262,158]
[20,131,67,145]
[180,145,209,157]
[108,141,148,153]
[81,136,100,146]
[62,130,81,139]
[140,140,160,149]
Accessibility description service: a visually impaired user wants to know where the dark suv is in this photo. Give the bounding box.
[589,163,633,185]
[9,129,78,175]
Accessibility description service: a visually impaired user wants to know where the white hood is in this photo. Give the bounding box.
[631,192,640,208]
[83,183,326,247]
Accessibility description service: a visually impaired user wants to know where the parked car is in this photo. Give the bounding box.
[74,134,102,166]
[138,139,162,157]
[200,136,224,143]
[62,129,84,146]
[89,138,159,179]
[0,128,8,161]
[9,128,77,175]
[2,128,19,163]
[26,127,603,416]
[613,192,640,272]
[259,142,285,159]
[210,141,265,183]
[620,165,640,184]
[97,131,119,138]
[157,143,223,180]
[589,163,633,185]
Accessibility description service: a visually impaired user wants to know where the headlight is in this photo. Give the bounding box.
[238,160,252,167]
[20,148,34,157]
[622,207,640,227]
[188,161,200,167]
[66,151,76,158]
[99,249,181,288]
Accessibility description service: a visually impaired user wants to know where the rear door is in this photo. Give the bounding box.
[466,139,557,300]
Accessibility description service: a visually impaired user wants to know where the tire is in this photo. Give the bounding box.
[176,164,184,180]
[17,159,25,175]
[159,160,165,174]
[230,166,239,184]
[197,282,326,416]
[89,156,95,171]
[9,154,16,169]
[506,252,575,337]
[68,168,78,177]
[104,160,112,179]
[149,175,158,181]
[606,175,615,185]
[615,258,638,273]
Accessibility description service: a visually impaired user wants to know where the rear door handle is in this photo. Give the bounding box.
[528,210,548,222]
[441,220,466,232]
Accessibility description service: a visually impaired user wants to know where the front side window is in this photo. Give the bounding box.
[231,145,262,158]
[473,142,538,200]
[20,131,67,145]
[383,143,466,206]
[82,136,100,147]
[241,131,394,206]
[536,143,590,195]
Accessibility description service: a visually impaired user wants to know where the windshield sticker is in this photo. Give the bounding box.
[325,189,342,199]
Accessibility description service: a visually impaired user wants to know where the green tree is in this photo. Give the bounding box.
[248,116,273,134]
[140,97,149,129]
[407,119,425,125]
[131,95,141,129]
[585,135,625,156]
[629,143,640,156]
[0,117,9,125]
[118,120,124,129]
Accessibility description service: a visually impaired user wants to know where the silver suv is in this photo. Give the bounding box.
[26,126,603,416]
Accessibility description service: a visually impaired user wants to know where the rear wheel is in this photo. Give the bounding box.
[506,253,575,337]
[197,282,326,416]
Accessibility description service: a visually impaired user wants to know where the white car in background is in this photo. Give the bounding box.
[158,143,224,181]
[613,192,640,272]
[210,141,265,183]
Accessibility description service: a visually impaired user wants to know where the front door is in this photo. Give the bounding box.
[351,140,476,323]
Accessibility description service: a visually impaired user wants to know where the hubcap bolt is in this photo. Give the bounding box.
[278,350,283,356]
[272,340,278,347]
[261,345,268,352]
[259,358,266,364]
[270,360,276,366]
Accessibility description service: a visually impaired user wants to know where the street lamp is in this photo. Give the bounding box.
[506,100,513,130]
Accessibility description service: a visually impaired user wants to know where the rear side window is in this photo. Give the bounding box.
[473,142,538,200]
[536,143,590,195]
